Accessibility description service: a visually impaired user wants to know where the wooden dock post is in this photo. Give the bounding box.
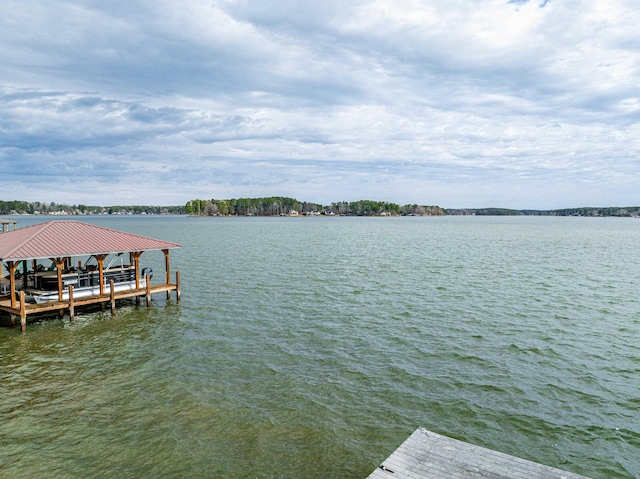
[175,271,181,301]
[8,261,17,309]
[19,291,26,332]
[145,274,151,307]
[110,280,116,315]
[164,248,171,300]
[69,285,75,321]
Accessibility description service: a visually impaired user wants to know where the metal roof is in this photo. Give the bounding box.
[0,220,181,262]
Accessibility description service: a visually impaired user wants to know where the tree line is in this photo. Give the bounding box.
[523,206,640,217]
[185,197,445,216]
[3,199,638,217]
[0,200,185,216]
[447,206,640,217]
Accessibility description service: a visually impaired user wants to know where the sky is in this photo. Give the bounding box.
[1,0,639,209]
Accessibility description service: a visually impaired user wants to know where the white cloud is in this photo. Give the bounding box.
[1,0,639,208]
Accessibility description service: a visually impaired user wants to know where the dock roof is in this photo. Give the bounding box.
[0,220,180,262]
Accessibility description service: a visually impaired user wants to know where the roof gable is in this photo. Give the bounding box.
[0,220,180,261]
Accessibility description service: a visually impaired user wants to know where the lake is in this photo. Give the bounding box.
[1,215,638,478]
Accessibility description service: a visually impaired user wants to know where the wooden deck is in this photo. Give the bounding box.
[367,428,591,479]
[0,273,180,330]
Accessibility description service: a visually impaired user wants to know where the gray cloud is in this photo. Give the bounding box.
[1,0,640,208]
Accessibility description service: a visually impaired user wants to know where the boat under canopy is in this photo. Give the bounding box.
[19,253,154,304]
[0,220,181,330]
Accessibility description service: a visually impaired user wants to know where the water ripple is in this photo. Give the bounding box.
[1,216,639,478]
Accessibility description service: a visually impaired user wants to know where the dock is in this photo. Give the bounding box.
[0,220,181,330]
[0,218,18,233]
[367,428,591,479]
[0,278,180,324]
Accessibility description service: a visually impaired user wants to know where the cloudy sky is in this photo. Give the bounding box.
[2,0,639,209]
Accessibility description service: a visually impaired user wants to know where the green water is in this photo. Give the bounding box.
[1,215,639,478]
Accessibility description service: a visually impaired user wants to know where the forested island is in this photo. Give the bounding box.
[185,198,445,216]
[1,199,639,217]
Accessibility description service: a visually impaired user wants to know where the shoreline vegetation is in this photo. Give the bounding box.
[1,198,639,218]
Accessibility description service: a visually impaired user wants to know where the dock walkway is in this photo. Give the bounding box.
[0,277,180,330]
[367,428,591,479]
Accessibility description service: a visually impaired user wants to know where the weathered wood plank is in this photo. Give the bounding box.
[0,284,178,318]
[367,428,591,479]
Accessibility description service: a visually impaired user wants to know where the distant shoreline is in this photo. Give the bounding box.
[2,198,639,218]
[3,210,640,218]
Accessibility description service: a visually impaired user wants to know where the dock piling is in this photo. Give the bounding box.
[110,280,116,315]
[69,285,75,321]
[19,291,26,332]
[145,274,151,307]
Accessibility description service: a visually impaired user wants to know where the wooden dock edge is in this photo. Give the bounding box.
[0,272,181,331]
[366,427,592,479]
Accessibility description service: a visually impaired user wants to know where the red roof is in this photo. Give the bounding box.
[0,220,180,261]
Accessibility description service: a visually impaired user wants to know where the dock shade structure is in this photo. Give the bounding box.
[0,218,18,233]
[0,220,181,330]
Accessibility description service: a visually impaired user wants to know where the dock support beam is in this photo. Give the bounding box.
[132,252,143,306]
[132,252,142,289]
[19,291,26,332]
[69,285,75,321]
[145,275,151,307]
[95,255,107,295]
[52,258,67,302]
[8,261,18,309]
[110,280,116,315]
[163,249,171,300]
[176,271,181,301]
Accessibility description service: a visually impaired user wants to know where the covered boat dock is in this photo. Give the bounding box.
[0,220,181,331]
